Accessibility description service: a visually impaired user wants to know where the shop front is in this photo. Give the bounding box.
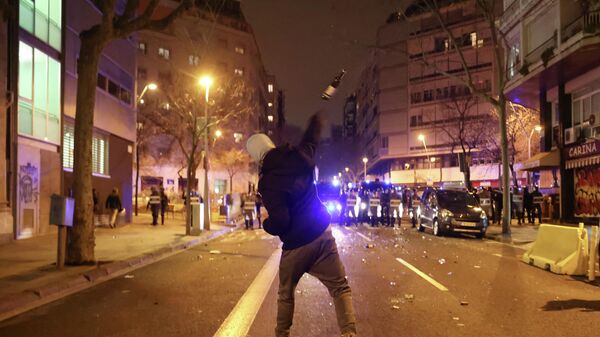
[565,139,600,220]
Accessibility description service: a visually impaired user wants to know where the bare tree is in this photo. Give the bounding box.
[391,0,514,234]
[438,95,491,189]
[141,77,256,234]
[213,148,251,194]
[68,0,193,264]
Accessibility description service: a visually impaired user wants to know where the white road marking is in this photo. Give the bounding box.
[212,248,281,337]
[347,227,373,242]
[395,258,449,292]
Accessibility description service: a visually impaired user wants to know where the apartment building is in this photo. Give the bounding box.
[355,2,499,186]
[503,0,600,220]
[0,12,11,243]
[136,1,276,197]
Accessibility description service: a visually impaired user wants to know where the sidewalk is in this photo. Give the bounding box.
[0,213,236,321]
[485,221,540,246]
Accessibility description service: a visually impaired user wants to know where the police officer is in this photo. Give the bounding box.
[411,189,420,228]
[531,186,543,224]
[242,193,256,230]
[147,187,161,226]
[369,190,381,227]
[512,189,525,225]
[381,188,391,227]
[160,186,169,225]
[390,189,402,227]
[345,190,358,226]
[359,188,369,224]
[339,190,348,226]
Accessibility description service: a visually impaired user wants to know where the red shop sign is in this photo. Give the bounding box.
[565,139,600,160]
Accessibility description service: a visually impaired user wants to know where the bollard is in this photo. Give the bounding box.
[590,225,599,282]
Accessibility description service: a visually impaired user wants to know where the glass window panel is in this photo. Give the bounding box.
[47,58,60,118]
[34,8,49,42]
[49,23,61,51]
[592,92,600,114]
[34,48,48,112]
[573,100,581,126]
[108,80,119,97]
[49,0,61,27]
[583,97,591,121]
[18,100,33,135]
[63,123,74,169]
[47,115,60,143]
[36,0,49,16]
[19,0,34,33]
[33,107,46,139]
[18,42,33,100]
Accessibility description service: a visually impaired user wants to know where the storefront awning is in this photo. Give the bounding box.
[566,154,600,169]
[520,150,559,171]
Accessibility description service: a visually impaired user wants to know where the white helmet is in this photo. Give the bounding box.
[246,133,275,163]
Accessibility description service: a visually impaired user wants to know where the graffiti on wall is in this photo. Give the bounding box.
[574,166,600,217]
[19,162,39,204]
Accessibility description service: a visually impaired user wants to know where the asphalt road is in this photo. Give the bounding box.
[0,222,598,337]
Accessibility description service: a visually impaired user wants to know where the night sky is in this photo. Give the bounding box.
[242,0,406,130]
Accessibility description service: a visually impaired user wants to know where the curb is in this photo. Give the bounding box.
[0,226,235,322]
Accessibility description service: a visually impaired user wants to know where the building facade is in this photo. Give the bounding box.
[62,0,136,224]
[503,0,600,220]
[136,1,276,200]
[0,11,12,243]
[354,3,500,187]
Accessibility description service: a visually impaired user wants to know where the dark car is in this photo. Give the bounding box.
[417,187,488,238]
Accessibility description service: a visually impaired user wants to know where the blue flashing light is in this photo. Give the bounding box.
[365,180,370,184]
[332,179,340,187]
[327,203,335,213]
[347,182,353,189]
[336,203,342,212]
[385,180,391,185]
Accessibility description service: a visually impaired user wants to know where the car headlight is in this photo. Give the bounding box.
[480,211,487,219]
[440,209,453,218]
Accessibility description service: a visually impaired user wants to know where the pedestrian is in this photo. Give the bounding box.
[345,190,358,226]
[242,192,256,230]
[531,186,543,224]
[256,192,263,229]
[92,188,99,226]
[147,187,161,226]
[246,114,357,337]
[381,188,391,227]
[105,188,122,229]
[160,186,169,225]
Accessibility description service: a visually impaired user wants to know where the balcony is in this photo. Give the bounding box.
[524,34,557,66]
[501,0,539,29]
[561,10,600,43]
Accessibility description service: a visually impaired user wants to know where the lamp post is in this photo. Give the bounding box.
[200,75,213,231]
[134,82,157,216]
[362,157,368,180]
[418,134,432,184]
[527,125,543,186]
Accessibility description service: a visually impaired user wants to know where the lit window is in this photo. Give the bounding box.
[234,68,244,76]
[158,47,170,60]
[138,42,147,54]
[235,46,245,54]
[18,41,61,143]
[267,115,274,122]
[63,123,109,175]
[188,55,199,66]
[470,32,483,48]
[19,0,62,51]
[268,84,274,93]
[268,102,273,107]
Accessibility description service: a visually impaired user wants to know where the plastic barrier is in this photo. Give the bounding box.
[521,223,589,275]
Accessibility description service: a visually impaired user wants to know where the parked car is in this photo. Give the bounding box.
[418,187,488,238]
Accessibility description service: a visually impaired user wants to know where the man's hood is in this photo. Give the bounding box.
[246,133,276,163]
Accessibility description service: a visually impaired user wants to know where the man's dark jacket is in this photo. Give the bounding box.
[258,115,330,250]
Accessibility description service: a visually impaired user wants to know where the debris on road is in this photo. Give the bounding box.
[361,258,366,263]
[474,265,481,269]
[460,301,469,306]
[366,244,375,248]
[457,323,465,327]
[121,290,131,294]
[404,294,414,302]
[124,274,134,279]
[392,305,401,310]
[389,281,397,286]
[447,272,453,276]
[438,258,446,265]
[209,250,222,254]
[452,317,460,321]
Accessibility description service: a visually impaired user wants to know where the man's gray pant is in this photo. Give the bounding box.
[276,227,357,336]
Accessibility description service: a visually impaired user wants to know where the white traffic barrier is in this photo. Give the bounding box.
[521,223,589,275]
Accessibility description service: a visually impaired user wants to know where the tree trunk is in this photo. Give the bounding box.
[498,98,512,235]
[229,174,233,194]
[67,35,105,264]
[509,163,519,188]
[185,160,192,235]
[463,164,472,190]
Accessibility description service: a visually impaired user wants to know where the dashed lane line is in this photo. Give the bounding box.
[395,258,449,292]
[212,248,281,337]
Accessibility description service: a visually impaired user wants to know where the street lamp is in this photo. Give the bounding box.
[362,157,368,180]
[199,75,214,231]
[419,134,432,184]
[527,125,543,186]
[134,83,157,216]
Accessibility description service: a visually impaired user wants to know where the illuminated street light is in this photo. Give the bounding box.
[345,167,349,172]
[215,129,222,138]
[418,134,425,142]
[362,157,368,180]
[200,74,214,232]
[147,82,158,91]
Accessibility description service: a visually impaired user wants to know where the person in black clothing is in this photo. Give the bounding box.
[105,188,122,229]
[531,186,543,224]
[492,190,503,224]
[523,186,533,224]
[160,186,169,225]
[381,188,391,227]
[246,114,357,337]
